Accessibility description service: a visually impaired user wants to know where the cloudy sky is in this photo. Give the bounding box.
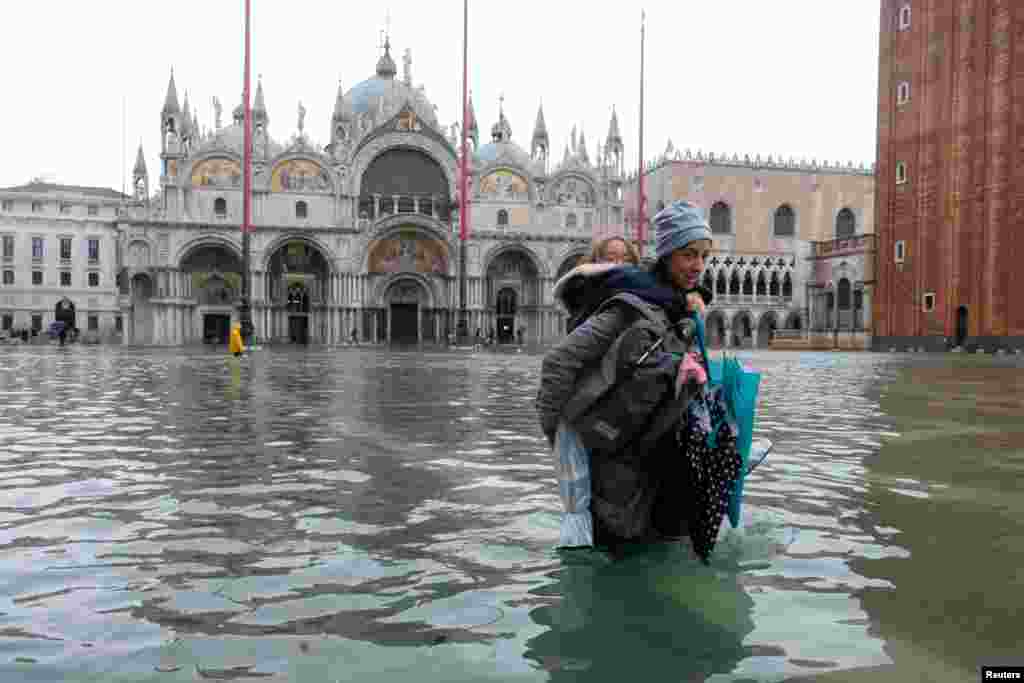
[0,0,880,192]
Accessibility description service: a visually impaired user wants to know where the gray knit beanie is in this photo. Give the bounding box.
[654,200,712,261]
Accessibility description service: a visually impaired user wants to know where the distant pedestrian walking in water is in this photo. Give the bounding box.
[229,322,245,358]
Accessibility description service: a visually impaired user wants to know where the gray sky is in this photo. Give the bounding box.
[1,1,880,192]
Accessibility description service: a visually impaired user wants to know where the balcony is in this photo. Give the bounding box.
[714,294,793,307]
[357,194,453,224]
[814,233,876,258]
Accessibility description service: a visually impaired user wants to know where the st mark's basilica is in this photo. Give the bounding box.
[116,37,633,347]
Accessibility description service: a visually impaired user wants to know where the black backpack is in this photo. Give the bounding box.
[562,294,699,457]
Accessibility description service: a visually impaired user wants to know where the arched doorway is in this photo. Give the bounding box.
[54,297,76,331]
[131,274,154,345]
[267,240,331,344]
[385,278,428,345]
[757,311,778,348]
[732,311,753,348]
[956,306,968,347]
[496,288,517,344]
[180,243,243,345]
[487,249,540,343]
[706,310,727,349]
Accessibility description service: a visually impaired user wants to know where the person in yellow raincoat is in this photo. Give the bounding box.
[228,322,245,357]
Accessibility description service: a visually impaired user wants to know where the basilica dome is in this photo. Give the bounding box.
[341,41,439,128]
[474,109,534,172]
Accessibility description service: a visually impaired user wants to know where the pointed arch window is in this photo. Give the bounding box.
[566,212,577,229]
[295,201,308,220]
[755,271,767,296]
[729,271,741,295]
[497,209,509,228]
[773,204,795,237]
[782,272,793,298]
[710,201,731,234]
[742,272,754,295]
[214,197,227,218]
[769,271,780,296]
[896,161,907,184]
[836,208,856,238]
[716,271,727,295]
[702,271,713,292]
[837,278,852,310]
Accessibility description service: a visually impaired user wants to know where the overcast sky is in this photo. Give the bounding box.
[0,0,880,192]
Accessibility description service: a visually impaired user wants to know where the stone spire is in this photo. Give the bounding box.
[162,69,180,115]
[181,90,193,137]
[133,143,148,177]
[531,101,549,163]
[253,77,267,123]
[132,142,149,202]
[491,94,511,143]
[376,36,397,78]
[571,124,577,154]
[532,102,548,144]
[606,105,622,146]
[466,92,479,148]
[578,127,589,164]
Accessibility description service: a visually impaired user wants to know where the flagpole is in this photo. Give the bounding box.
[240,0,253,342]
[637,9,647,256]
[458,0,469,344]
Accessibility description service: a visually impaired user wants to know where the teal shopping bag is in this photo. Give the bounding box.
[691,314,762,528]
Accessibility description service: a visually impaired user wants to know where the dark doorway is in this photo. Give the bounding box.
[55,298,76,329]
[289,316,309,345]
[496,288,517,344]
[955,306,968,347]
[390,304,418,344]
[203,314,230,344]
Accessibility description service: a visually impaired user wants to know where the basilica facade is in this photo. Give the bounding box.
[117,39,628,347]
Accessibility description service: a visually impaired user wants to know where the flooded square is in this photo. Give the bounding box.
[0,346,1022,682]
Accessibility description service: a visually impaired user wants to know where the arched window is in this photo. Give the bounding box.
[566,213,577,229]
[497,209,509,228]
[755,271,767,296]
[896,161,907,184]
[837,278,852,310]
[836,208,856,238]
[769,271,780,296]
[773,204,795,237]
[295,201,308,220]
[729,271,741,295]
[782,272,793,298]
[716,271,727,295]
[710,201,731,234]
[898,3,911,30]
[214,197,227,218]
[897,81,911,105]
[742,271,754,295]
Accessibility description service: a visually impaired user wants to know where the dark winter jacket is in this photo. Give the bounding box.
[536,263,710,443]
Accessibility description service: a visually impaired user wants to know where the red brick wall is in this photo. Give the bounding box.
[874,0,1023,339]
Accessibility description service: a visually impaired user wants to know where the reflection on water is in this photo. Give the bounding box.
[0,347,1021,681]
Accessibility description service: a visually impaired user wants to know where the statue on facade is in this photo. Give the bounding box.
[212,96,223,130]
[298,101,307,135]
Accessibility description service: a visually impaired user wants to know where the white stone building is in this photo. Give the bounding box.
[0,182,125,341]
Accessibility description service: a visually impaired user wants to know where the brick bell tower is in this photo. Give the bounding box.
[874,0,1024,352]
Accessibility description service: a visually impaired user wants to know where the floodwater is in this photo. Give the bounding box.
[0,346,1022,682]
